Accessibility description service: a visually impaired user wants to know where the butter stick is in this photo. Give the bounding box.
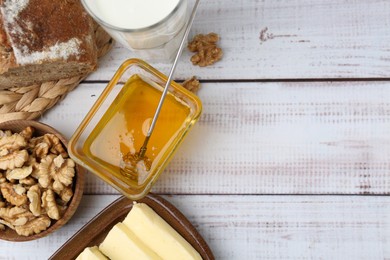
[123,203,202,260]
[99,222,161,260]
[76,246,108,260]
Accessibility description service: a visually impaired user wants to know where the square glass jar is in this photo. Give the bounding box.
[69,59,202,200]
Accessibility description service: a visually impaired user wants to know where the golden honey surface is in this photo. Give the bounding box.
[83,75,190,185]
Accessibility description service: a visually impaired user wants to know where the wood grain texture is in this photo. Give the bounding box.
[1,195,389,259]
[41,81,390,195]
[86,0,390,81]
[3,1,390,259]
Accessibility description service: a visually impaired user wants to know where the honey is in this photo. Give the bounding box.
[83,74,190,187]
[69,59,202,199]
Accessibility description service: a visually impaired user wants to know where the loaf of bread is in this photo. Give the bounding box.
[0,0,98,89]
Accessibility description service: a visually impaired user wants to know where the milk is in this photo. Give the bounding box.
[84,0,180,29]
[82,0,188,62]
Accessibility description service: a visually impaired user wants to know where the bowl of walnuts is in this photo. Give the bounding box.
[0,120,85,241]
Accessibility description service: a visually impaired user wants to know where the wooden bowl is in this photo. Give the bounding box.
[0,120,85,241]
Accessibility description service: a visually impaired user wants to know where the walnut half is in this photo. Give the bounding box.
[41,189,60,220]
[27,184,42,216]
[182,76,201,94]
[188,32,223,67]
[0,183,27,206]
[0,150,29,170]
[15,216,51,237]
[0,206,34,228]
[6,165,33,181]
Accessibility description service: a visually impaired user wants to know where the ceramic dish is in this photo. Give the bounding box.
[49,194,214,260]
[0,120,85,241]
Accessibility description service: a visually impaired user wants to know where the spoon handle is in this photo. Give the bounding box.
[139,0,201,157]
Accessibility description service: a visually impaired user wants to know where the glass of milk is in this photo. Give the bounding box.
[82,0,188,62]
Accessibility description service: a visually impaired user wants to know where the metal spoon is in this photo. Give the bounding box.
[121,0,201,177]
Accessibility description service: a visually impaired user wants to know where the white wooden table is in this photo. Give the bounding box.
[2,0,390,259]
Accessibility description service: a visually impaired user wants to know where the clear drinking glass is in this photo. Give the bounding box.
[68,59,202,200]
[81,0,188,62]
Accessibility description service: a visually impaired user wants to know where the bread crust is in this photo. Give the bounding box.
[0,0,98,88]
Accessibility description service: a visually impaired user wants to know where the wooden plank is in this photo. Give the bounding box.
[88,0,390,81]
[1,195,389,259]
[41,81,390,195]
